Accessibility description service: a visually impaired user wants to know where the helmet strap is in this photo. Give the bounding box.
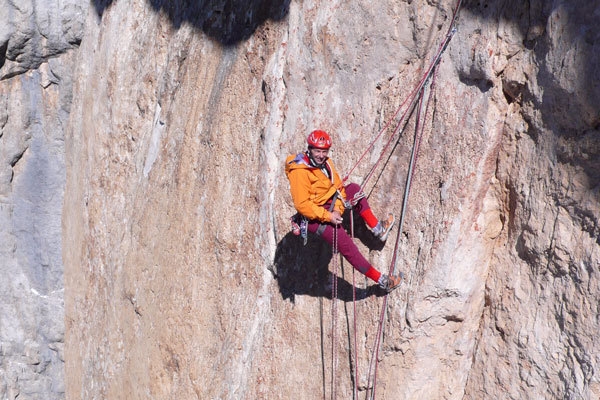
[306,149,328,169]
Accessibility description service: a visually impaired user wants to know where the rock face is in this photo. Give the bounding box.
[0,1,86,399]
[2,0,600,399]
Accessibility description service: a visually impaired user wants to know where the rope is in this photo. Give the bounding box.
[364,74,433,400]
[349,209,359,400]
[331,224,339,400]
[343,0,461,193]
[376,85,434,399]
[393,69,438,273]
[319,2,463,398]
[365,2,463,397]
[368,287,389,400]
[352,271,359,400]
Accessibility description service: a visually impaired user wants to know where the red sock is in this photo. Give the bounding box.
[364,266,382,283]
[360,208,378,229]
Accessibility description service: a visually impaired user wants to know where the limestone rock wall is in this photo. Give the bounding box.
[63,0,600,398]
[0,0,86,398]
[462,1,600,398]
[2,0,599,399]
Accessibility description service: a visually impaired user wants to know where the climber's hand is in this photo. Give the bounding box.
[330,211,343,225]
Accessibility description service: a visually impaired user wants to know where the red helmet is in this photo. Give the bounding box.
[307,130,332,149]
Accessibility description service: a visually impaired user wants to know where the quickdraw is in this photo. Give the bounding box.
[290,213,309,245]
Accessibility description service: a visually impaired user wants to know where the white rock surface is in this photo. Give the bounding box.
[0,1,85,398]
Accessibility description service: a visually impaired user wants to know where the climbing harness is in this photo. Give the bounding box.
[290,193,338,243]
[291,188,361,244]
[289,155,342,242]
[316,191,339,236]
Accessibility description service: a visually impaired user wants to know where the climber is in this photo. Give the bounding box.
[285,129,402,292]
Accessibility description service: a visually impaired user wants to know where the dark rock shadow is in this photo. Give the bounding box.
[92,0,113,16]
[341,209,388,252]
[271,212,388,303]
[91,0,290,46]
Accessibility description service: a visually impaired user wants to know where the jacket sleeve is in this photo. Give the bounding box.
[288,168,332,222]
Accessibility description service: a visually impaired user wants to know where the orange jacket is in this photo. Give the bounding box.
[285,153,347,222]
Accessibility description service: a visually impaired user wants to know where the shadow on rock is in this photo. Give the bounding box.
[272,219,387,304]
[92,0,112,16]
[92,0,290,46]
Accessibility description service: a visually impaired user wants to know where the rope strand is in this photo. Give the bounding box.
[331,224,339,400]
[323,2,463,398]
[366,2,462,397]
[343,0,461,191]
[350,211,359,400]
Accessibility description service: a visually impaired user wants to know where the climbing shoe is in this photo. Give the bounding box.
[373,214,395,242]
[378,273,402,293]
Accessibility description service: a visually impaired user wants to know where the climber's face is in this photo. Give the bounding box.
[309,147,329,165]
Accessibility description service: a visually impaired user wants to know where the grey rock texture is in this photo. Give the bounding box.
[2,0,599,399]
[0,0,84,79]
[0,1,85,399]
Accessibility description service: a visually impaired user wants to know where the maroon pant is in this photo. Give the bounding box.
[307,183,372,275]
